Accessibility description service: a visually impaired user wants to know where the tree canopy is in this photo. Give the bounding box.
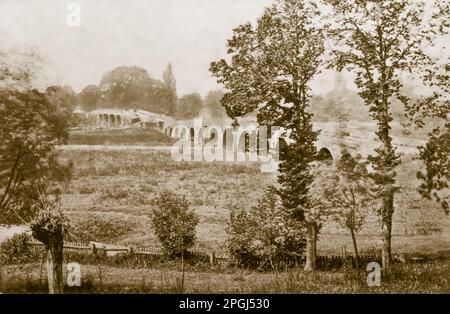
[79,65,178,116]
[0,88,70,224]
[177,93,203,119]
[326,0,435,267]
[211,0,325,271]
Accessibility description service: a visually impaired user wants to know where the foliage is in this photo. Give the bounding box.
[160,63,177,116]
[93,65,178,116]
[0,232,33,264]
[314,154,375,266]
[210,0,325,271]
[406,54,449,214]
[99,66,153,108]
[79,84,101,112]
[204,90,226,118]
[326,0,434,266]
[151,191,199,258]
[177,93,203,119]
[417,123,450,214]
[45,85,79,127]
[0,88,70,224]
[321,154,374,233]
[163,63,177,92]
[30,194,70,247]
[226,187,306,269]
[45,85,78,113]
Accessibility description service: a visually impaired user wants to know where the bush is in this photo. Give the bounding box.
[151,191,199,258]
[226,187,306,270]
[0,233,34,264]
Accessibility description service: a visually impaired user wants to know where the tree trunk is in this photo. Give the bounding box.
[350,228,359,269]
[381,193,393,268]
[304,221,318,272]
[46,237,64,294]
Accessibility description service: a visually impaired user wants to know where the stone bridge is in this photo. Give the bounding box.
[161,122,349,160]
[85,109,176,131]
[162,122,425,161]
[78,109,424,160]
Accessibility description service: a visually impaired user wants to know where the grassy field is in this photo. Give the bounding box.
[60,149,274,252]
[68,128,176,146]
[2,128,449,294]
[58,148,450,256]
[2,261,450,293]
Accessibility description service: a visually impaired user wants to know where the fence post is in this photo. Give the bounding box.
[209,251,216,266]
[92,243,97,257]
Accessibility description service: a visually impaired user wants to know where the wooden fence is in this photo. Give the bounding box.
[26,238,228,266]
[24,239,380,269]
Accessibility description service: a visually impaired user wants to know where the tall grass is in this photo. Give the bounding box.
[68,128,175,146]
[2,261,450,293]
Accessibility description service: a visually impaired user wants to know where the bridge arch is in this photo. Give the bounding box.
[109,114,116,126]
[190,128,195,142]
[317,147,333,161]
[104,114,109,124]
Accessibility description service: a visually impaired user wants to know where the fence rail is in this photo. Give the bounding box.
[21,238,381,269]
[25,238,227,265]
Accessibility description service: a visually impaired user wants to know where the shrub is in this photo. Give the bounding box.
[226,187,306,270]
[151,191,199,258]
[0,233,34,264]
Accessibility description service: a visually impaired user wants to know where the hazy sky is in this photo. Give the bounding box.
[0,0,447,96]
[0,0,277,96]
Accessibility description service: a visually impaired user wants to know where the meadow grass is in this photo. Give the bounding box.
[1,261,449,294]
[2,147,450,294]
[68,128,176,146]
[58,149,450,255]
[59,150,272,252]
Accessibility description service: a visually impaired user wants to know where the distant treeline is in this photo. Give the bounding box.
[45,64,226,120]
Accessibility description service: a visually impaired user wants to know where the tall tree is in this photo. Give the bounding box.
[407,7,450,214]
[178,93,203,119]
[79,84,101,111]
[163,63,177,92]
[0,50,71,295]
[45,85,78,113]
[326,0,433,267]
[98,66,153,108]
[321,153,374,268]
[211,0,325,271]
[45,85,79,127]
[152,191,199,292]
[0,89,69,224]
[161,63,178,116]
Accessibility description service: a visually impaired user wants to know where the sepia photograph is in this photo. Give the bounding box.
[0,0,449,300]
